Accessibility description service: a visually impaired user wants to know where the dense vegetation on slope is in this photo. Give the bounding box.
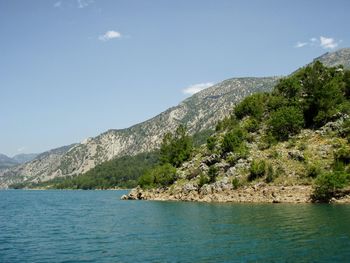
[12,151,160,189]
[13,62,350,202]
[138,125,193,188]
[139,62,350,202]
[55,151,160,189]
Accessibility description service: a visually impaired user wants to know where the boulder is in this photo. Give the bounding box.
[199,184,213,195]
[182,183,198,194]
[212,177,232,192]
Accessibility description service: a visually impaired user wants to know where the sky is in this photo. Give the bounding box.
[1,0,349,156]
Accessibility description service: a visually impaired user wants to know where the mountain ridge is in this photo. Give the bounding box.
[1,48,350,189]
[0,153,38,170]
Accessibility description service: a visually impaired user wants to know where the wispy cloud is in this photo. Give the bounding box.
[320,36,338,49]
[77,0,94,8]
[53,1,62,8]
[182,82,214,95]
[98,30,122,41]
[294,36,340,50]
[295,42,307,48]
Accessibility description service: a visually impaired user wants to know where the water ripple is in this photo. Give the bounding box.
[1,190,350,262]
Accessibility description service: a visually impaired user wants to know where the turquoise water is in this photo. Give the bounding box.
[0,190,350,262]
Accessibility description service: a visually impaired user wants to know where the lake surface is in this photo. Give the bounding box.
[0,190,350,263]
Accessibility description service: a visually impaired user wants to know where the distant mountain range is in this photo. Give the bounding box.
[0,153,38,170]
[1,48,350,188]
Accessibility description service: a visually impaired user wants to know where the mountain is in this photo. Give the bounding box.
[0,77,278,188]
[12,153,38,164]
[313,48,350,69]
[1,48,350,189]
[0,145,75,188]
[0,153,38,170]
[0,154,18,170]
[124,58,350,203]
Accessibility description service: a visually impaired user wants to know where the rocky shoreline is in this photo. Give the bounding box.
[121,184,350,204]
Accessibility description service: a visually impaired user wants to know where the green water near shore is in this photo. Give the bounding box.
[1,190,350,262]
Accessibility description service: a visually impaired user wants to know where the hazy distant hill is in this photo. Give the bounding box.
[1,48,349,189]
[0,153,38,170]
[0,154,18,170]
[12,153,38,164]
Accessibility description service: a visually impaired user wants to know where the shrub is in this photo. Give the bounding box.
[275,77,301,99]
[226,144,249,166]
[312,171,349,202]
[153,164,177,186]
[215,115,238,131]
[265,164,276,183]
[138,173,155,189]
[340,119,350,139]
[248,160,266,181]
[208,165,218,183]
[221,127,246,154]
[269,106,304,141]
[232,178,240,189]
[139,164,177,188]
[345,69,350,99]
[207,136,217,152]
[258,132,277,150]
[299,62,345,127]
[334,147,350,165]
[234,93,266,120]
[243,117,260,133]
[198,173,209,187]
[160,125,193,167]
[306,164,321,178]
[267,94,288,111]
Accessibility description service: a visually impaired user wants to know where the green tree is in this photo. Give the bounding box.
[344,69,350,99]
[297,62,345,127]
[207,136,217,152]
[275,77,301,99]
[221,127,246,154]
[234,93,267,120]
[312,171,349,202]
[208,165,218,183]
[138,163,177,188]
[269,106,304,141]
[248,159,266,181]
[160,125,193,167]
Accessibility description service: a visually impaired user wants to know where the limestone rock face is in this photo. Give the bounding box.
[2,48,350,189]
[0,77,278,188]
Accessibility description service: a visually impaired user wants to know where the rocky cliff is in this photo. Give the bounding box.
[0,77,278,188]
[1,48,350,189]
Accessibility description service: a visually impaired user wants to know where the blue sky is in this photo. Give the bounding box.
[1,0,349,156]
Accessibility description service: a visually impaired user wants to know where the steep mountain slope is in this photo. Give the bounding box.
[314,48,350,68]
[0,145,75,188]
[0,77,278,189]
[12,153,38,164]
[1,48,349,189]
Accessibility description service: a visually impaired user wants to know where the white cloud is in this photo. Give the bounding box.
[182,82,214,95]
[53,1,61,8]
[295,41,308,48]
[77,0,94,8]
[98,30,122,41]
[320,36,338,49]
[295,36,340,50]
